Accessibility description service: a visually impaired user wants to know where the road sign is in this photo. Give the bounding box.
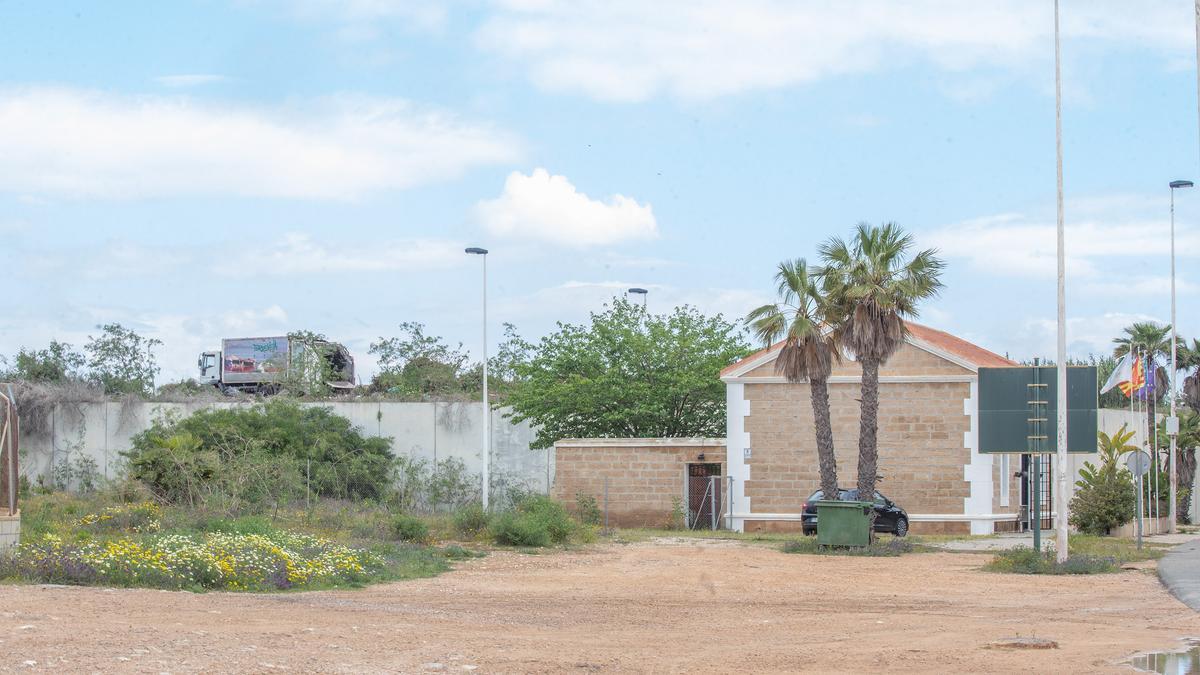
[1126,450,1151,478]
[978,366,1098,454]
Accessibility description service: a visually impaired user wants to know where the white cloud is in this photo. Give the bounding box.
[153,74,228,88]
[474,1,1192,102]
[1017,312,1160,359]
[212,232,464,277]
[476,168,657,246]
[924,210,1200,281]
[0,87,519,199]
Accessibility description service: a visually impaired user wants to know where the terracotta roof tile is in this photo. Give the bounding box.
[903,322,1017,368]
[721,320,1016,377]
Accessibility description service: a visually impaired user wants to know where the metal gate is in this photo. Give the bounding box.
[687,463,722,530]
[0,386,18,517]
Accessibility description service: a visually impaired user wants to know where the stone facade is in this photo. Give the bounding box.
[738,349,975,535]
[552,439,725,528]
[0,514,19,551]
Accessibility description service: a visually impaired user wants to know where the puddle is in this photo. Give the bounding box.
[1129,641,1200,674]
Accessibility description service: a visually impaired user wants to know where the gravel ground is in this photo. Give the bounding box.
[0,539,1196,673]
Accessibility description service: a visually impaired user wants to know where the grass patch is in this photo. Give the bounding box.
[780,536,920,557]
[984,547,1118,574]
[985,535,1164,574]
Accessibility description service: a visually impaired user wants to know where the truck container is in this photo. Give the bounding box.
[198,335,354,394]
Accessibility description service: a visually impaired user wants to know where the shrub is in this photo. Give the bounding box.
[575,493,602,526]
[452,503,489,539]
[782,537,914,557]
[1069,472,1136,535]
[124,400,395,509]
[390,514,430,543]
[489,495,576,547]
[985,546,1118,574]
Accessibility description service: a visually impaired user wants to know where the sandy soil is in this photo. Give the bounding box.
[0,539,1195,673]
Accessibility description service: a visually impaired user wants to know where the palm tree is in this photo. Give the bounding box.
[746,259,842,502]
[820,223,945,508]
[1113,322,1178,455]
[1179,338,1200,412]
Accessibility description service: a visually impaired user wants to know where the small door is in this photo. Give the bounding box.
[687,463,722,529]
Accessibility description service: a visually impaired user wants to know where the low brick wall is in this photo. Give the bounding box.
[553,439,725,528]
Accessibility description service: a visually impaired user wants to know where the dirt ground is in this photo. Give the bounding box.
[0,539,1196,673]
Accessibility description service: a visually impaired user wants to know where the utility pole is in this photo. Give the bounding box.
[1053,0,1070,564]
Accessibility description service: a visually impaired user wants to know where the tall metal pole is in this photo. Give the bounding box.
[466,247,491,509]
[482,253,490,510]
[1169,185,1180,532]
[1053,0,1070,563]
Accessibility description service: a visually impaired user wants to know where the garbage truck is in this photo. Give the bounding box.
[197,336,355,394]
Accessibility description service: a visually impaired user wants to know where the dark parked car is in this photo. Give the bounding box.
[801,489,909,537]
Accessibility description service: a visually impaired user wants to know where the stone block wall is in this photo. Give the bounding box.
[742,379,972,534]
[552,439,725,528]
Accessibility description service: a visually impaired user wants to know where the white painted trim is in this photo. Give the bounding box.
[732,512,1021,523]
[726,383,752,532]
[720,346,781,379]
[962,379,994,535]
[721,374,976,384]
[554,438,726,448]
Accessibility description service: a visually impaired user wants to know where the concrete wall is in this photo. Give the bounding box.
[19,400,551,498]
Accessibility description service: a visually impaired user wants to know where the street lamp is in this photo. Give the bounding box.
[627,287,648,308]
[1168,180,1192,533]
[465,246,490,509]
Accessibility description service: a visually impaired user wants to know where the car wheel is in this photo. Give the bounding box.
[894,517,909,537]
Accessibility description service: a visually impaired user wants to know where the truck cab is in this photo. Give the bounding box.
[198,352,221,385]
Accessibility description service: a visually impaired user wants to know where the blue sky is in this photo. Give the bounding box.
[1,0,1198,383]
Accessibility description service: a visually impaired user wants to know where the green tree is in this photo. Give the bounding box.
[84,323,162,395]
[369,322,471,397]
[1180,337,1200,411]
[746,258,842,501]
[4,340,85,383]
[820,222,945,510]
[506,299,750,449]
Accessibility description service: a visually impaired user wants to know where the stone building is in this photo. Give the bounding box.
[722,322,1017,535]
[552,322,1028,534]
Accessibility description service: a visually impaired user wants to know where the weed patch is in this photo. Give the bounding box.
[781,537,917,557]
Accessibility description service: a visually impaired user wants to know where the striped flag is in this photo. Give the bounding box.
[1101,353,1134,394]
[1119,354,1146,398]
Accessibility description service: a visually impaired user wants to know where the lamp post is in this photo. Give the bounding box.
[1169,180,1192,533]
[465,246,490,509]
[1053,0,1070,564]
[627,287,648,308]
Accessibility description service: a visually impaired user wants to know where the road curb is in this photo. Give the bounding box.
[1158,539,1200,613]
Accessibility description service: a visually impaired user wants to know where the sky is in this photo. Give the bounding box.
[1,0,1199,384]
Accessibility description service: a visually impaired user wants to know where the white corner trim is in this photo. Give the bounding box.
[721,374,976,384]
[726,382,752,532]
[554,438,726,448]
[961,379,994,535]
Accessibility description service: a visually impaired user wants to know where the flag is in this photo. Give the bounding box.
[1116,354,1145,398]
[1136,358,1157,400]
[1101,353,1134,394]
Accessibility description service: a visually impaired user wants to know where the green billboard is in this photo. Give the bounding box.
[977,366,1098,454]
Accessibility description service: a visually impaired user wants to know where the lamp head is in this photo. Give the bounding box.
[627,287,648,296]
[1170,180,1194,189]
[465,247,489,255]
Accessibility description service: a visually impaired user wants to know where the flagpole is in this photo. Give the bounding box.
[1053,0,1070,565]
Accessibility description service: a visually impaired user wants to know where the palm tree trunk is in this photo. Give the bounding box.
[857,357,881,521]
[808,377,838,499]
[1179,447,1196,524]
